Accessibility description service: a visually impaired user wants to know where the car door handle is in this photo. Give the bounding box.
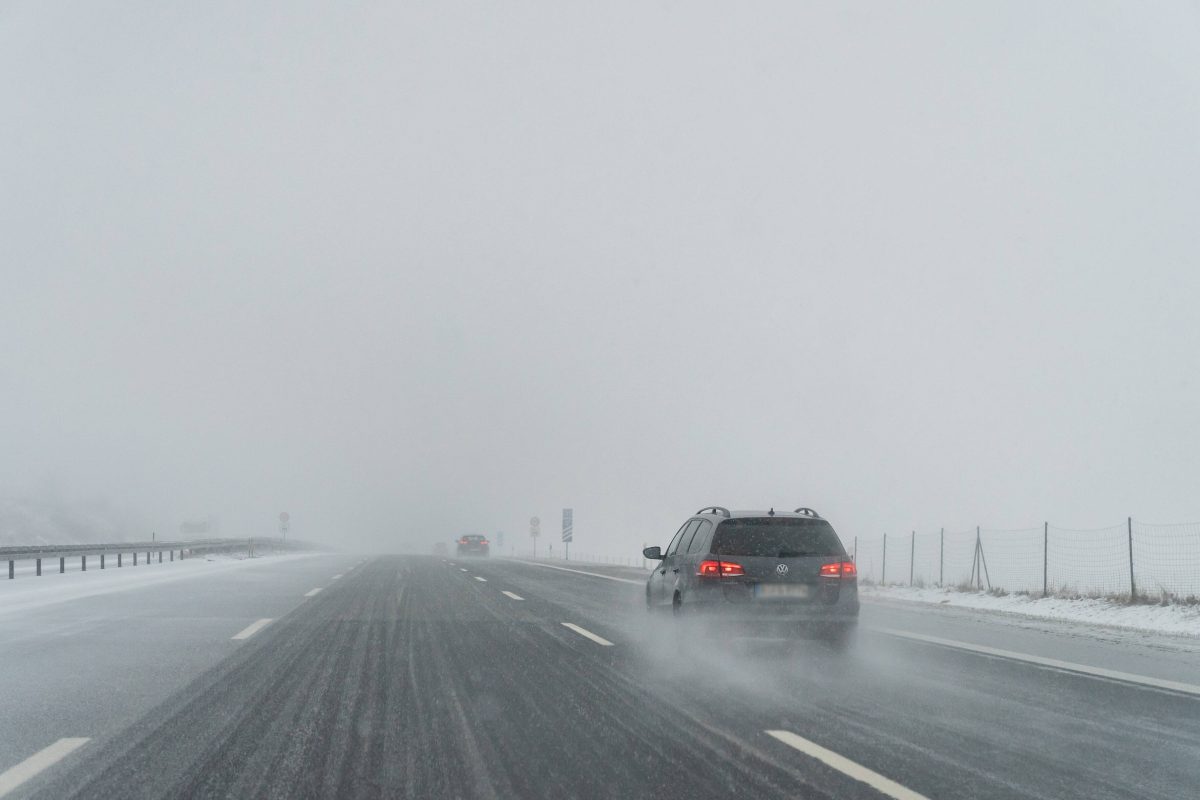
[672,568,679,573]
[658,569,666,575]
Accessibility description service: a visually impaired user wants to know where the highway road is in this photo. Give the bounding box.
[1,554,1197,799]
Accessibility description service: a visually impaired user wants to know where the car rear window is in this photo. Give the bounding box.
[711,518,845,558]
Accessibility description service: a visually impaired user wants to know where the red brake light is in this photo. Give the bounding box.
[481,539,489,545]
[819,561,857,578]
[697,560,745,577]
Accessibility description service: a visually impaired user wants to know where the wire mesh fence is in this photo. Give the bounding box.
[854,519,1200,600]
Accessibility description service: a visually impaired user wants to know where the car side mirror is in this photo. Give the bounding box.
[642,546,663,560]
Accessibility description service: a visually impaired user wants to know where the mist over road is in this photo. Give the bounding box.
[2,555,1196,799]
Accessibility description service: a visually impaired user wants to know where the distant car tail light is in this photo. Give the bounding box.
[698,560,745,577]
[459,538,467,544]
[481,539,489,545]
[819,561,857,578]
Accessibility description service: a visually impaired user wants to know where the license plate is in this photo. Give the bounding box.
[755,583,811,599]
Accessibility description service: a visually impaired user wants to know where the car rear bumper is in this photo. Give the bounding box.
[681,594,859,628]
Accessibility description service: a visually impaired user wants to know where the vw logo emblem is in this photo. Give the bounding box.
[776,564,789,575]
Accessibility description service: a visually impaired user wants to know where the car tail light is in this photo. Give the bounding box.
[481,540,489,545]
[697,560,745,577]
[459,538,467,544]
[819,561,857,578]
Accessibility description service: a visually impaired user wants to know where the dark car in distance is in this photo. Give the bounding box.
[457,534,490,557]
[642,507,858,647]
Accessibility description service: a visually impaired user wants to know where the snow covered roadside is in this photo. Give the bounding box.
[861,584,1200,637]
[0,552,321,619]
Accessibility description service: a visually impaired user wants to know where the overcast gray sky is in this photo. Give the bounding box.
[3,1,1199,552]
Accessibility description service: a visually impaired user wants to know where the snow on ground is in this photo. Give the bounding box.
[861,584,1200,637]
[0,552,320,618]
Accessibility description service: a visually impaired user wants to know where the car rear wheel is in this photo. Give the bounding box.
[823,622,857,652]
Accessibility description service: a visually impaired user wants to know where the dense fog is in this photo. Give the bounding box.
[3,2,1199,554]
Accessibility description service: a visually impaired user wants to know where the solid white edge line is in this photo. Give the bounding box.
[511,559,642,585]
[231,618,273,640]
[304,587,323,597]
[765,730,929,800]
[460,568,468,572]
[331,574,342,580]
[561,622,614,646]
[877,628,1200,697]
[0,737,90,798]
[474,576,487,582]
[502,591,524,600]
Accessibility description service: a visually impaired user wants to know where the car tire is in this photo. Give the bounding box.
[824,622,858,653]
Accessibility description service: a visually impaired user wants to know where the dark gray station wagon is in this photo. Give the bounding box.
[642,507,859,646]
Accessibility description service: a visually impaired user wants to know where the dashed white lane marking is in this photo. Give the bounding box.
[231,618,273,640]
[0,738,91,798]
[876,628,1200,697]
[304,587,323,597]
[474,576,487,582]
[765,730,928,800]
[331,574,342,580]
[502,591,524,600]
[511,560,641,585]
[561,622,614,646]
[460,568,468,572]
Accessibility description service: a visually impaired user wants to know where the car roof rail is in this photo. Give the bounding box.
[793,507,821,518]
[696,506,731,518]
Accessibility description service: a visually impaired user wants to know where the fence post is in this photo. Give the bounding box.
[1127,516,1136,600]
[82,556,86,572]
[118,553,122,567]
[910,531,915,586]
[1042,522,1048,596]
[882,533,887,585]
[59,557,65,574]
[36,558,41,576]
[970,527,979,588]
[939,528,944,586]
[7,561,12,579]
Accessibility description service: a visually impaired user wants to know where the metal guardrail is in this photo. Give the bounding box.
[1,537,307,579]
